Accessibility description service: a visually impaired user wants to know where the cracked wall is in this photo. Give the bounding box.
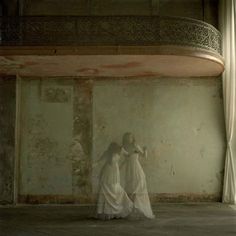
[17,77,226,204]
[92,78,226,202]
[19,78,92,203]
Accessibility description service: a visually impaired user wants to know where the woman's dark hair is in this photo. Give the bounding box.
[107,142,121,156]
[99,142,121,163]
[122,132,135,146]
[98,143,121,180]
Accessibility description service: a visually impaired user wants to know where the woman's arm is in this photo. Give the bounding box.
[121,147,129,156]
[135,144,148,159]
[119,147,128,168]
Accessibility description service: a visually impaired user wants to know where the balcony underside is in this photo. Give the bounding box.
[0,16,224,78]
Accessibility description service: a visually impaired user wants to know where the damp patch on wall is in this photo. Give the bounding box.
[18,78,93,202]
[17,77,226,204]
[92,78,226,197]
[70,80,92,197]
[19,79,74,196]
[42,86,72,103]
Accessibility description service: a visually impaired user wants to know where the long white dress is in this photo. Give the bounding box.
[97,153,133,220]
[123,147,155,219]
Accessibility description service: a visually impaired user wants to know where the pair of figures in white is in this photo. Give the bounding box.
[97,132,155,220]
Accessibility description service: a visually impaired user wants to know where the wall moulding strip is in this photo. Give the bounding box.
[14,75,22,205]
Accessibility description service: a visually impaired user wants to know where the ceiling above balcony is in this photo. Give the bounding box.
[0,16,224,78]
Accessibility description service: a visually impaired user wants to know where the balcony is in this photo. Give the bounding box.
[0,16,224,77]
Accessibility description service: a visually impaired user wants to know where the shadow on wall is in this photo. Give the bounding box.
[0,77,16,204]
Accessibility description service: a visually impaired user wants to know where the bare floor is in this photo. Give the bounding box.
[0,203,236,236]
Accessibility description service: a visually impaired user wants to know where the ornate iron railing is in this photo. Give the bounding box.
[0,16,221,54]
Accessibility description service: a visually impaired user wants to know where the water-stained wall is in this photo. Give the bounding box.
[0,77,16,204]
[93,78,226,202]
[17,77,226,204]
[18,78,92,203]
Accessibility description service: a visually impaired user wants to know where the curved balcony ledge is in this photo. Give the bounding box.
[0,16,224,77]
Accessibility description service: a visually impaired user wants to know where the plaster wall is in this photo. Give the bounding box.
[92,78,225,201]
[16,77,225,203]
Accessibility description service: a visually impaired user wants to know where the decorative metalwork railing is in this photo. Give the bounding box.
[0,16,221,54]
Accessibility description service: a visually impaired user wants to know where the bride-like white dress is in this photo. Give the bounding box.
[123,146,155,219]
[97,153,133,220]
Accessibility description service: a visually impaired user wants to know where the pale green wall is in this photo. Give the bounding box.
[18,78,93,203]
[92,78,226,199]
[18,77,226,203]
[20,79,74,195]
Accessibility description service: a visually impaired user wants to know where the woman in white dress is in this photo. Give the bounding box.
[122,132,155,219]
[97,142,133,220]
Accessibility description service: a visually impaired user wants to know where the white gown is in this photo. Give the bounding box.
[123,148,155,219]
[97,153,133,219]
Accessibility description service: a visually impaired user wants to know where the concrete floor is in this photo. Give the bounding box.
[0,203,236,236]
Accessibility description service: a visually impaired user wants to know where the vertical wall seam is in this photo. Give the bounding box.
[14,75,21,205]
